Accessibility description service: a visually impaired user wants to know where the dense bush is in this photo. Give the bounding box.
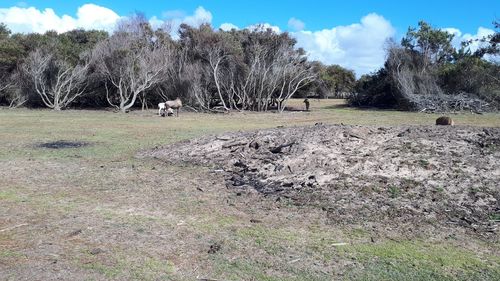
[349,21,500,112]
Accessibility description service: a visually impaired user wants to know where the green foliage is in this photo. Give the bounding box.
[0,23,11,40]
[319,63,356,96]
[296,61,355,98]
[438,56,500,107]
[350,69,396,108]
[401,21,455,65]
[57,29,108,64]
[387,185,401,198]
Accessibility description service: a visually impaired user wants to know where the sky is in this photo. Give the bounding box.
[0,1,498,76]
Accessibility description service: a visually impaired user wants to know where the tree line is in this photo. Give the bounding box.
[350,21,500,112]
[0,15,355,112]
[1,17,497,113]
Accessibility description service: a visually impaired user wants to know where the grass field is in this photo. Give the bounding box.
[1,99,499,280]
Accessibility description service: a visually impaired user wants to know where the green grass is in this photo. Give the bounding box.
[490,213,500,222]
[212,256,332,281]
[0,249,25,259]
[0,190,22,202]
[345,240,500,281]
[388,185,401,198]
[84,257,175,280]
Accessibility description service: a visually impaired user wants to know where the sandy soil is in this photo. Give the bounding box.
[145,124,500,240]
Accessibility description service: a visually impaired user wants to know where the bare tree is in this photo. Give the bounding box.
[4,75,28,108]
[171,24,316,112]
[272,47,316,112]
[0,77,10,92]
[92,19,173,112]
[218,44,315,112]
[220,45,281,111]
[0,73,25,108]
[21,49,89,110]
[187,62,214,110]
[205,46,231,110]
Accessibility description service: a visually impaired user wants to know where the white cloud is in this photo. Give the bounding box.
[162,9,185,19]
[444,26,495,52]
[152,6,214,38]
[445,26,498,62]
[182,7,212,27]
[0,4,120,33]
[246,23,281,33]
[149,16,165,29]
[219,23,239,31]
[291,13,395,76]
[288,17,305,31]
[74,4,121,31]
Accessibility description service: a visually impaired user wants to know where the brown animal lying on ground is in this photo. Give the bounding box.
[165,97,182,117]
[436,116,454,126]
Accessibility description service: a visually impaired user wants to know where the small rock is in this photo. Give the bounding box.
[68,229,82,237]
[208,243,222,254]
[89,248,104,255]
[230,175,245,186]
[249,141,260,149]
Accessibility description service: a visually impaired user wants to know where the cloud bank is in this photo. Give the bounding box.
[291,13,395,76]
[0,4,120,33]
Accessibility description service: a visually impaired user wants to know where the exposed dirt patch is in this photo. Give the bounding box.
[37,140,90,149]
[144,124,500,239]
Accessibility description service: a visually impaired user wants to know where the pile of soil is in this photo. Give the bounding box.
[145,124,500,237]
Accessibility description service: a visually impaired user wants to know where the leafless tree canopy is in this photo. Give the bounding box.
[172,24,316,112]
[91,16,174,112]
[21,49,90,110]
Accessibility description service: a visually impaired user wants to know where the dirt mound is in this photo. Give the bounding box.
[144,124,500,237]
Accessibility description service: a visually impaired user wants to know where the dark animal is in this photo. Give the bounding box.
[436,116,454,126]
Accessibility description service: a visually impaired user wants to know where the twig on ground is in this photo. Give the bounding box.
[0,223,28,232]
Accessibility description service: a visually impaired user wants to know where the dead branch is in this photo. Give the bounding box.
[270,141,296,153]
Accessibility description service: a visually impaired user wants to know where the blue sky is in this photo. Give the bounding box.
[1,1,498,75]
[3,0,498,34]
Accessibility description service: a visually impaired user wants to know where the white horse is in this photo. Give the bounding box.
[158,102,166,116]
